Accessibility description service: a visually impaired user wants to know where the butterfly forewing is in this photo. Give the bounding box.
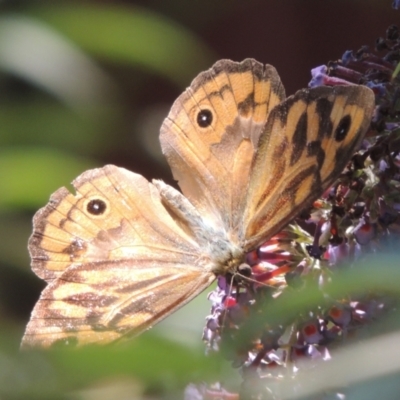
[243,85,375,249]
[160,59,285,235]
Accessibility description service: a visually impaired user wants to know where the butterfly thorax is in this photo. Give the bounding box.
[206,233,245,276]
[154,179,245,277]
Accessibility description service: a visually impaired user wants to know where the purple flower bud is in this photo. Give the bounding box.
[353,219,376,245]
[365,82,387,98]
[184,383,205,400]
[329,63,363,83]
[327,242,350,266]
[386,24,399,40]
[342,50,356,64]
[300,320,325,344]
[328,305,352,327]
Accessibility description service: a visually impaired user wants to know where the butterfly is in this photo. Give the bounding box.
[21,59,374,348]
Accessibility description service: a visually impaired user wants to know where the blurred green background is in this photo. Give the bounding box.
[0,0,398,398]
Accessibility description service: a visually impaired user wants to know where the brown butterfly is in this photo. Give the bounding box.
[21,59,374,348]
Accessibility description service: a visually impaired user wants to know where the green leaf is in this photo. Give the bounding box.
[0,147,95,211]
[0,102,118,154]
[0,331,228,398]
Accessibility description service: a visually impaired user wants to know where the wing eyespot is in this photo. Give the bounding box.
[196,108,213,128]
[335,115,352,142]
[86,198,108,216]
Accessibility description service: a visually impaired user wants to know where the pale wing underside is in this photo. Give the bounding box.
[29,165,202,281]
[160,59,285,236]
[22,260,215,348]
[23,165,215,347]
[244,85,375,249]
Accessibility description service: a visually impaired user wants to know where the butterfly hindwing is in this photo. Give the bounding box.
[23,259,215,347]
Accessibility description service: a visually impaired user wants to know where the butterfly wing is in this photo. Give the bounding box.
[23,261,215,348]
[22,165,216,348]
[243,85,375,249]
[160,59,285,236]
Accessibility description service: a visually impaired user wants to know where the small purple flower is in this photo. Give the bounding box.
[327,305,352,327]
[309,65,355,87]
[365,81,388,98]
[309,65,329,87]
[184,383,238,400]
[326,242,351,266]
[342,49,356,64]
[353,219,377,245]
[300,319,325,345]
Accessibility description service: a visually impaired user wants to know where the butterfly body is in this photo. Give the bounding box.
[154,179,246,276]
[22,59,374,348]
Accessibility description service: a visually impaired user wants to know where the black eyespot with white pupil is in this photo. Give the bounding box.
[196,109,213,128]
[86,199,107,215]
[335,115,352,142]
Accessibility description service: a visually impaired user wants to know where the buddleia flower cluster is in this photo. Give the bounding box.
[187,24,400,400]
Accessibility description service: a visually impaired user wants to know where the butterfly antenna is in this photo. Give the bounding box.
[220,274,236,336]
